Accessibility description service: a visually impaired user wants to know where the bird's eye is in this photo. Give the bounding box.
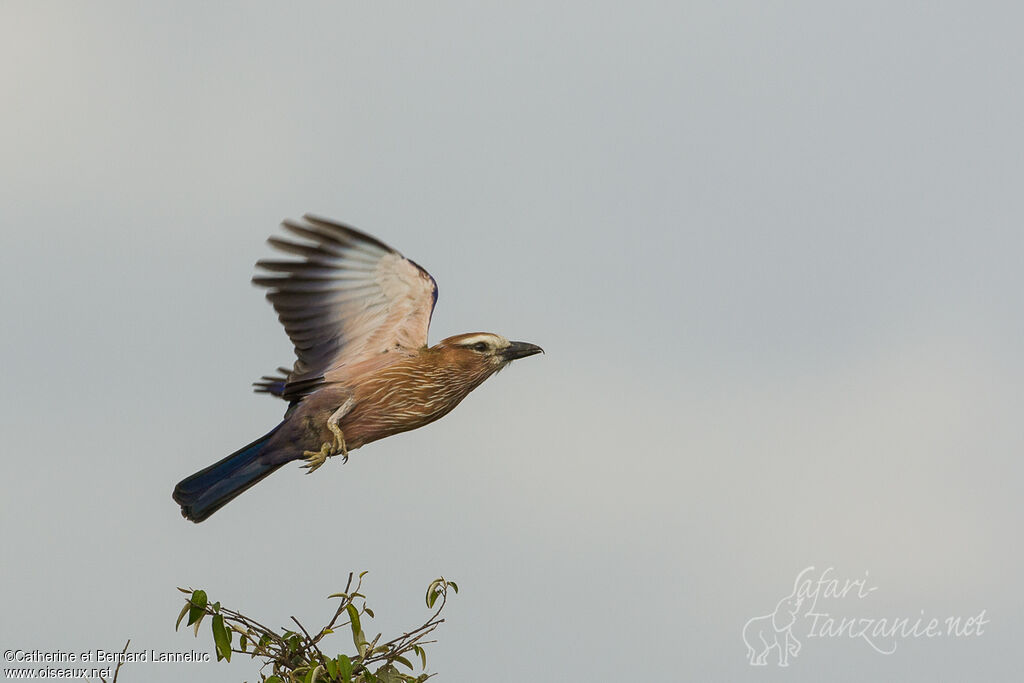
[472,342,489,352]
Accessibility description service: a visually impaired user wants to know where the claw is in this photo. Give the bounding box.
[302,423,349,473]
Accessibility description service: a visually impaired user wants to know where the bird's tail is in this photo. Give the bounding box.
[173,426,284,523]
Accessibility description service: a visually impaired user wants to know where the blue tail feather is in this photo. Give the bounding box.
[173,426,284,523]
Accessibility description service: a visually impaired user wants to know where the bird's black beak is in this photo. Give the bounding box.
[502,341,544,361]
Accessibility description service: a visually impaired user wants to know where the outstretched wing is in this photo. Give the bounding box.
[252,215,438,401]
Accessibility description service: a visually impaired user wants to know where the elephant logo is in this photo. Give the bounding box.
[742,576,805,667]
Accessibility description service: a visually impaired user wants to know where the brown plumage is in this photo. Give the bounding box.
[173,215,543,522]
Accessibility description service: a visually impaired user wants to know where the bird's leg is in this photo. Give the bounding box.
[327,421,349,461]
[303,398,354,473]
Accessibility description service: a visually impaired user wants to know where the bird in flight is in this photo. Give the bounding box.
[173,215,543,522]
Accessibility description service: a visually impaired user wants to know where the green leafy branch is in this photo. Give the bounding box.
[175,572,458,683]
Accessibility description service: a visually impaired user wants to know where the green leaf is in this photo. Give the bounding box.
[448,581,458,594]
[239,634,247,653]
[425,581,439,608]
[212,614,231,662]
[346,604,362,646]
[325,657,338,679]
[374,664,400,683]
[393,655,413,671]
[337,654,352,682]
[413,645,427,670]
[187,589,208,626]
[328,592,349,600]
[192,613,205,637]
[364,607,374,618]
[175,603,190,631]
[266,677,283,683]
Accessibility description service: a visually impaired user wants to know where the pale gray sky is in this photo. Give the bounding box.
[1,2,1021,680]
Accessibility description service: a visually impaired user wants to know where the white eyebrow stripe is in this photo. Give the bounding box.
[457,334,508,347]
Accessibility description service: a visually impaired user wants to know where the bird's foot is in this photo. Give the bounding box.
[302,442,333,473]
[302,426,349,473]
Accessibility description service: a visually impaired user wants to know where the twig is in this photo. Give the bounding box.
[98,639,131,683]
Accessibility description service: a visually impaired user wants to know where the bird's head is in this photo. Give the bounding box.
[434,333,544,376]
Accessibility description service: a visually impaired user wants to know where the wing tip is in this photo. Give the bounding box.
[299,213,400,255]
